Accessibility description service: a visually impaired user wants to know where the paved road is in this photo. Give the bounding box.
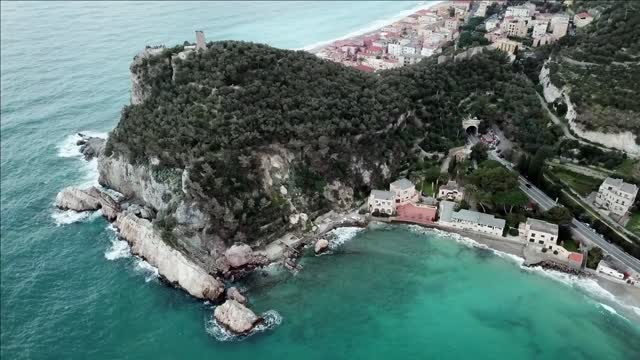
[489,152,640,273]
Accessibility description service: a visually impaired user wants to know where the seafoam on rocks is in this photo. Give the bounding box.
[326,226,365,249]
[206,309,282,342]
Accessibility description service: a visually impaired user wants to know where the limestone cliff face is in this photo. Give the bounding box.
[130,47,165,105]
[98,154,177,211]
[539,61,640,157]
[115,213,224,300]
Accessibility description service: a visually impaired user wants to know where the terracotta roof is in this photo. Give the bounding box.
[568,252,583,263]
[354,64,375,73]
[576,12,592,18]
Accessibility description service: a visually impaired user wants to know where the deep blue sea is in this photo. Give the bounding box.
[2,2,640,359]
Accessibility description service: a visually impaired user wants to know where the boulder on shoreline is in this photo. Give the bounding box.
[214,300,262,335]
[314,238,329,255]
[55,186,119,220]
[227,287,247,304]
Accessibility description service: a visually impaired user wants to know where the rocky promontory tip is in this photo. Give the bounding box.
[214,299,262,335]
[55,186,119,220]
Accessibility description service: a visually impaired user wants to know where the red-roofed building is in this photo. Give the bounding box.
[568,252,583,264]
[354,64,375,73]
[574,12,594,28]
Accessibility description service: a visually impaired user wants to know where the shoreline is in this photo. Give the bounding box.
[301,0,446,53]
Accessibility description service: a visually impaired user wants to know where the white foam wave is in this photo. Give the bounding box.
[51,208,102,226]
[327,226,365,249]
[206,309,283,342]
[57,131,107,158]
[105,238,131,261]
[134,259,159,282]
[300,1,442,51]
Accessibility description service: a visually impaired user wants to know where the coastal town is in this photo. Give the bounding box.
[315,0,592,71]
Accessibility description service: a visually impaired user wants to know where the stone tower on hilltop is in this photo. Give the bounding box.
[195,30,206,51]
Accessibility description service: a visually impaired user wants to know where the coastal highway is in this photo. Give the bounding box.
[489,152,640,274]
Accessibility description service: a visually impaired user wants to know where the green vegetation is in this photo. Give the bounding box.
[626,212,640,237]
[550,167,601,196]
[586,246,604,269]
[560,238,580,253]
[106,42,560,245]
[466,161,527,214]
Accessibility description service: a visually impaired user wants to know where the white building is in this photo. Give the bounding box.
[596,261,625,280]
[503,18,528,38]
[485,17,500,31]
[574,12,594,28]
[368,190,395,215]
[594,177,638,217]
[475,2,488,17]
[445,19,460,32]
[438,201,506,236]
[437,180,464,202]
[550,14,570,39]
[522,218,558,247]
[390,178,417,205]
[505,4,535,18]
[420,45,442,57]
[531,20,549,38]
[399,54,423,66]
[387,43,402,57]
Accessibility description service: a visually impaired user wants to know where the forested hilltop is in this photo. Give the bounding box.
[546,0,640,142]
[105,42,554,248]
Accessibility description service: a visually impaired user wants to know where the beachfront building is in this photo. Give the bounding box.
[594,177,638,217]
[574,12,594,28]
[438,201,506,237]
[437,180,464,202]
[550,14,570,39]
[368,190,396,215]
[596,261,625,280]
[390,178,417,205]
[521,218,558,247]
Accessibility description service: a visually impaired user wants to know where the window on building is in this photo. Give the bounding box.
[538,240,544,245]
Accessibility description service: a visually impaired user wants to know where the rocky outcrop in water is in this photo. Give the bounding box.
[115,213,224,301]
[55,186,119,220]
[215,244,269,280]
[76,134,105,160]
[214,299,262,335]
[314,238,329,255]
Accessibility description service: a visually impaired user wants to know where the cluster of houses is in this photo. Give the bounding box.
[317,1,483,72]
[368,177,584,269]
[484,1,594,55]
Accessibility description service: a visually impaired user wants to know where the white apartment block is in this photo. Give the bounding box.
[387,43,402,57]
[550,14,569,39]
[594,177,638,217]
[504,18,528,38]
[390,178,417,205]
[368,190,396,215]
[522,218,558,247]
[445,19,460,32]
[531,20,549,38]
[438,201,506,237]
[485,17,500,31]
[596,261,625,280]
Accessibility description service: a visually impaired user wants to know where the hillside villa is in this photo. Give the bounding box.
[594,177,638,217]
[437,180,464,202]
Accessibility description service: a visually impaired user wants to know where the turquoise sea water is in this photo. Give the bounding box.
[1,2,640,359]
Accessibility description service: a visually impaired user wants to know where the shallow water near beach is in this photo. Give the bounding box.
[2,1,640,359]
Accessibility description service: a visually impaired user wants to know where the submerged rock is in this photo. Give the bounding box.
[227,287,247,304]
[214,300,262,335]
[55,186,119,220]
[314,238,329,255]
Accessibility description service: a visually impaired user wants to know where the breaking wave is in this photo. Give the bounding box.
[51,208,102,226]
[326,226,365,249]
[206,309,283,342]
[134,259,159,282]
[57,131,107,188]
